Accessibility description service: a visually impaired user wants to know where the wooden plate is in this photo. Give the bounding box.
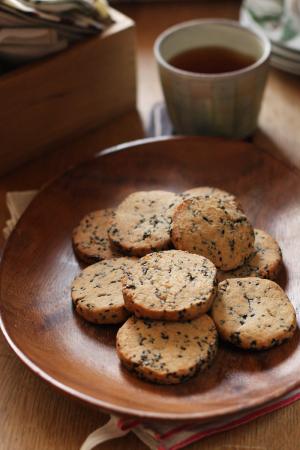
[1,136,300,423]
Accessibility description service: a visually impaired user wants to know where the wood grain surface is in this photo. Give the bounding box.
[1,1,300,449]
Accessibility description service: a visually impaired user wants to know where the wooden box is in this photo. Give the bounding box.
[0,8,136,175]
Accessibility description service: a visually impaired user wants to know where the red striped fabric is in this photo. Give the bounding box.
[116,388,300,450]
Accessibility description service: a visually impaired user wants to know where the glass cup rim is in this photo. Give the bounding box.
[154,18,271,79]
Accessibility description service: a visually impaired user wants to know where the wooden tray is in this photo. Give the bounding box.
[0,8,136,176]
[0,136,300,423]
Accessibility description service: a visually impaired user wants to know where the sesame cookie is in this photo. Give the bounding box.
[217,229,282,282]
[72,209,119,264]
[183,186,238,205]
[71,257,137,324]
[171,196,254,271]
[108,190,180,257]
[212,278,297,350]
[116,315,218,384]
[122,250,217,321]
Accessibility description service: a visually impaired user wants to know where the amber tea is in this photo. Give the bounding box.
[169,46,256,74]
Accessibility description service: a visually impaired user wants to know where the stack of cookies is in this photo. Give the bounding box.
[71,188,297,384]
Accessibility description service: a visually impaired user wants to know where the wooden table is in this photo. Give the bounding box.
[1,2,300,449]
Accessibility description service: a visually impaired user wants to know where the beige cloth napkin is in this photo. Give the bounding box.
[3,190,38,239]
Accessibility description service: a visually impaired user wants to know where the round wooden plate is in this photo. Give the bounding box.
[1,136,300,423]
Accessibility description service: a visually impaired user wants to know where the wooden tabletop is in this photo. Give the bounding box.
[1,1,300,449]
